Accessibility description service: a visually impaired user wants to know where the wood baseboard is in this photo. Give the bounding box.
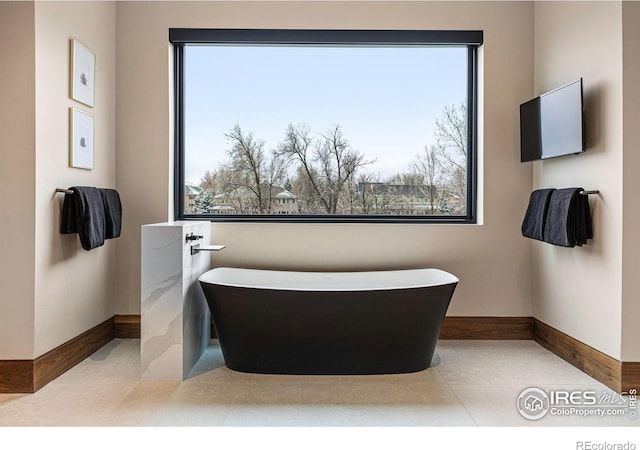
[532,319,622,392]
[0,360,34,394]
[0,317,115,393]
[114,314,141,339]
[621,362,640,393]
[440,316,534,339]
[1,314,638,394]
[34,317,115,391]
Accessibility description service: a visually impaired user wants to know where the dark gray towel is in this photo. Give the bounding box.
[573,189,593,246]
[99,188,122,239]
[60,186,105,251]
[543,187,593,247]
[522,189,555,241]
[61,190,79,235]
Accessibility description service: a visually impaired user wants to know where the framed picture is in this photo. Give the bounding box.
[70,40,95,107]
[69,108,94,170]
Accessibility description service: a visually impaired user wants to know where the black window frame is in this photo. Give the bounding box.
[171,28,482,224]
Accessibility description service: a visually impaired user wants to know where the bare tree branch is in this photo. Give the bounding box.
[223,124,286,213]
[410,144,445,214]
[435,103,467,157]
[278,123,332,213]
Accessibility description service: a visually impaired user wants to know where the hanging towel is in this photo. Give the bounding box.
[543,187,593,247]
[99,188,122,239]
[573,189,593,246]
[521,188,555,241]
[61,190,79,235]
[60,186,106,251]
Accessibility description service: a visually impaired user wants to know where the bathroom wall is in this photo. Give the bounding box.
[32,1,117,357]
[0,2,37,360]
[115,1,535,319]
[532,1,624,359]
[0,1,116,360]
[34,2,116,355]
[621,1,640,362]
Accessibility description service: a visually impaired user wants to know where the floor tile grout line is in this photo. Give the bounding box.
[434,367,480,427]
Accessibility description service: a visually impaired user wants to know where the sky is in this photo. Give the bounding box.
[184,44,467,185]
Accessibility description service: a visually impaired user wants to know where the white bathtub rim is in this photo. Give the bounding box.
[199,267,459,292]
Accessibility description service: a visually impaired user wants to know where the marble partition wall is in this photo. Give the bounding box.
[141,221,212,380]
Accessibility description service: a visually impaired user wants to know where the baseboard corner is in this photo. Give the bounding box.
[114,314,141,339]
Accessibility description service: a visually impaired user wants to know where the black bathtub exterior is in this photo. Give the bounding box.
[199,270,457,375]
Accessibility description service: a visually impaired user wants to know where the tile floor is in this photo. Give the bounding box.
[0,339,637,428]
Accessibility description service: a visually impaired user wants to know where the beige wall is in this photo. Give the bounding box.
[0,2,37,359]
[532,2,623,359]
[0,1,117,359]
[116,1,535,317]
[33,1,117,356]
[621,1,640,362]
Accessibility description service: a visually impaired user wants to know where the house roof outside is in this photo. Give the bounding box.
[275,189,297,199]
[185,185,202,195]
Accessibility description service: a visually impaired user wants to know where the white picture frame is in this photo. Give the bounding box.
[69,108,94,170]
[70,40,95,107]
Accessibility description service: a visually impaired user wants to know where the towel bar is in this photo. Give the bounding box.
[55,188,74,194]
[580,190,599,195]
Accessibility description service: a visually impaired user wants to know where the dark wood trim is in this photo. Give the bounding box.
[0,317,115,394]
[114,314,140,339]
[440,316,534,340]
[0,360,34,394]
[1,315,638,394]
[33,317,115,391]
[621,362,640,393]
[532,318,621,392]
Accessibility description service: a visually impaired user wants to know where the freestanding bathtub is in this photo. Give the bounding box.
[198,267,458,375]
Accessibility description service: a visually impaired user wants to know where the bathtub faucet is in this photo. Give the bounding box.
[185,232,203,243]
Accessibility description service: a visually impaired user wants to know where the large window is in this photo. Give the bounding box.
[171,29,482,223]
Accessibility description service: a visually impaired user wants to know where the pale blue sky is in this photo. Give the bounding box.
[184,44,467,185]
